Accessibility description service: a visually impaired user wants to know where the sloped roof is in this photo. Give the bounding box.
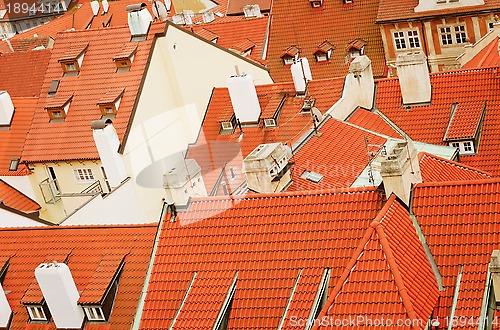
[0,223,157,329]
[0,49,51,97]
[346,108,403,139]
[140,187,385,329]
[226,0,271,15]
[0,179,40,213]
[375,67,500,176]
[21,22,166,163]
[267,0,386,82]
[443,100,485,141]
[289,119,387,191]
[419,152,491,182]
[186,77,345,195]
[377,0,500,23]
[412,179,500,329]
[463,37,500,69]
[314,195,440,329]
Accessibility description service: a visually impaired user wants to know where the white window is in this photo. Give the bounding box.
[27,306,47,321]
[283,55,295,65]
[454,25,467,43]
[440,27,453,45]
[449,141,475,155]
[74,168,95,183]
[463,141,473,152]
[393,30,421,50]
[440,25,467,45]
[84,306,105,321]
[263,118,277,127]
[407,30,420,48]
[452,142,460,149]
[393,31,406,50]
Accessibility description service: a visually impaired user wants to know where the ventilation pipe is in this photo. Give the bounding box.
[35,262,85,329]
[396,51,431,105]
[291,58,312,94]
[92,119,128,188]
[227,71,261,123]
[127,3,153,36]
[0,283,11,328]
[0,91,14,126]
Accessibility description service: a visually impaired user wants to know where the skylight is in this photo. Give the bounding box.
[301,171,323,183]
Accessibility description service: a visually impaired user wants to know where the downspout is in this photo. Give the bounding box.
[419,19,432,72]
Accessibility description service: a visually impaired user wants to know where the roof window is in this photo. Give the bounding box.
[306,268,331,326]
[44,95,73,122]
[47,80,60,97]
[281,46,300,65]
[97,88,125,118]
[301,170,323,183]
[314,41,334,62]
[58,43,88,77]
[220,115,237,135]
[301,98,315,112]
[309,0,323,8]
[9,158,19,171]
[26,304,51,323]
[346,38,366,62]
[113,44,138,73]
[263,118,276,128]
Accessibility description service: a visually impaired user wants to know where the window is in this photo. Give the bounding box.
[263,118,276,128]
[452,142,459,149]
[84,306,105,321]
[488,22,495,32]
[9,159,19,171]
[440,25,467,45]
[301,170,323,183]
[27,305,49,322]
[407,30,420,48]
[74,168,95,183]
[440,27,453,45]
[393,31,406,50]
[454,25,467,43]
[58,43,88,76]
[282,55,295,65]
[463,141,472,152]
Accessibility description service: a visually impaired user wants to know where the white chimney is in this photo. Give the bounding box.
[92,120,128,188]
[202,11,214,23]
[0,91,14,126]
[396,51,431,105]
[380,141,422,206]
[227,73,261,123]
[347,55,374,110]
[0,283,11,328]
[127,3,153,36]
[90,0,99,16]
[291,58,312,94]
[242,143,292,193]
[34,262,85,329]
[243,4,262,17]
[102,0,109,13]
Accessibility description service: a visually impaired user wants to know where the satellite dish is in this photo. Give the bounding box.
[164,0,171,12]
[152,1,167,20]
[101,0,109,13]
[90,0,99,16]
[311,107,323,124]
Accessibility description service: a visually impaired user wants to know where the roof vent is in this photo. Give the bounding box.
[291,57,312,95]
[127,3,153,38]
[0,91,14,126]
[90,0,99,16]
[34,262,85,329]
[243,4,262,17]
[102,0,109,13]
[202,11,215,23]
[227,72,261,124]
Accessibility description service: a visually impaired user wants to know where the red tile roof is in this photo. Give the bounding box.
[1,223,157,329]
[267,0,386,82]
[140,187,385,329]
[377,0,500,23]
[0,179,40,213]
[412,179,500,329]
[315,195,440,329]
[463,37,500,69]
[226,0,271,15]
[21,23,166,163]
[419,152,491,183]
[0,97,38,175]
[375,67,500,176]
[186,77,345,194]
[444,101,485,141]
[346,108,403,139]
[289,119,387,191]
[0,50,51,97]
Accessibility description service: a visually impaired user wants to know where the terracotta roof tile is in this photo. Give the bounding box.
[58,43,88,62]
[195,28,219,41]
[0,179,40,213]
[1,224,156,329]
[315,40,334,54]
[346,108,403,139]
[113,43,138,60]
[419,152,491,182]
[346,38,367,51]
[96,88,125,105]
[463,37,500,69]
[267,0,386,82]
[231,38,256,53]
[444,101,486,141]
[140,188,385,329]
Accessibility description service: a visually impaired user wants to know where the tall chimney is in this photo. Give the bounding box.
[126,3,153,37]
[227,73,261,123]
[347,55,374,110]
[34,262,85,329]
[380,141,422,205]
[0,91,15,126]
[291,57,312,94]
[91,120,128,188]
[0,283,11,328]
[396,51,431,105]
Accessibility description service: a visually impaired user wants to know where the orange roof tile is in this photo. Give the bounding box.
[195,27,219,41]
[113,43,138,60]
[346,108,403,139]
[412,179,500,330]
[346,38,367,51]
[140,187,385,329]
[315,40,334,54]
[444,101,485,141]
[314,195,440,329]
[0,179,40,213]
[58,43,88,62]
[1,223,156,329]
[376,67,500,176]
[463,37,500,69]
[21,23,166,163]
[0,50,51,97]
[267,0,386,82]
[96,88,125,105]
[419,152,491,183]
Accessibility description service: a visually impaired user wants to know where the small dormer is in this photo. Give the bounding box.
[309,0,323,8]
[281,46,300,65]
[113,44,137,73]
[58,43,88,77]
[44,95,73,121]
[220,115,237,135]
[346,38,366,61]
[230,39,256,57]
[97,88,125,118]
[314,40,334,62]
[197,28,219,43]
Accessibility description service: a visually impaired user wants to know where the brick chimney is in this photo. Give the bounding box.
[396,51,431,105]
[380,141,422,205]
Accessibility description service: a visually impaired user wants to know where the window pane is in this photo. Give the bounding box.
[454,25,467,44]
[440,27,453,45]
[407,30,420,48]
[393,31,407,50]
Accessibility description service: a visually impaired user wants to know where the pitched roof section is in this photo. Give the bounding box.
[419,152,491,183]
[267,0,386,82]
[346,109,403,139]
[412,179,500,329]
[226,0,271,15]
[141,188,385,329]
[443,101,486,141]
[0,179,40,214]
[315,196,440,329]
[376,67,500,176]
[21,23,166,162]
[1,224,156,329]
[463,37,500,69]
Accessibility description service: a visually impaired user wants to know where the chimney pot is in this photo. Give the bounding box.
[396,51,431,105]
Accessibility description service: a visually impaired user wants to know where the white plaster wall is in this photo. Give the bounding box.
[0,208,45,227]
[415,0,483,12]
[0,175,37,200]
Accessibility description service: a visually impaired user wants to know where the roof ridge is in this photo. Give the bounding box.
[0,179,40,207]
[419,151,492,177]
[414,177,500,188]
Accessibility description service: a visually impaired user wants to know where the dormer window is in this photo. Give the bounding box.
[58,43,88,77]
[314,41,334,62]
[26,304,50,322]
[113,43,138,73]
[230,39,256,57]
[309,0,323,8]
[301,98,315,112]
[263,118,276,128]
[343,0,353,3]
[84,306,106,321]
[44,95,73,122]
[197,28,219,43]
[97,88,125,118]
[281,46,300,65]
[346,38,366,62]
[220,115,237,135]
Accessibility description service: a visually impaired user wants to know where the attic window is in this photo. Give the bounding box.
[84,306,106,321]
[26,304,51,322]
[346,38,366,61]
[281,46,300,65]
[9,158,19,171]
[220,116,237,135]
[48,80,60,97]
[309,0,323,7]
[97,88,125,118]
[113,44,138,73]
[263,118,276,127]
[343,0,353,3]
[314,41,334,62]
[44,95,73,122]
[301,170,323,183]
[58,43,88,77]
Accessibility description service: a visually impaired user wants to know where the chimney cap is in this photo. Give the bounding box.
[395,51,427,67]
[348,55,371,74]
[91,118,113,130]
[126,3,147,12]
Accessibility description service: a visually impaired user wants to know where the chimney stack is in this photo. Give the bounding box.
[126,3,153,37]
[0,282,11,328]
[291,57,312,94]
[0,91,14,126]
[489,250,500,308]
[380,141,422,205]
[91,119,128,188]
[396,51,431,105]
[34,262,85,329]
[347,55,374,110]
[227,73,261,124]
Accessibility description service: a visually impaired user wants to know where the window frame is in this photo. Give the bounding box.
[439,24,468,46]
[73,168,95,183]
[27,305,48,322]
[84,306,106,322]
